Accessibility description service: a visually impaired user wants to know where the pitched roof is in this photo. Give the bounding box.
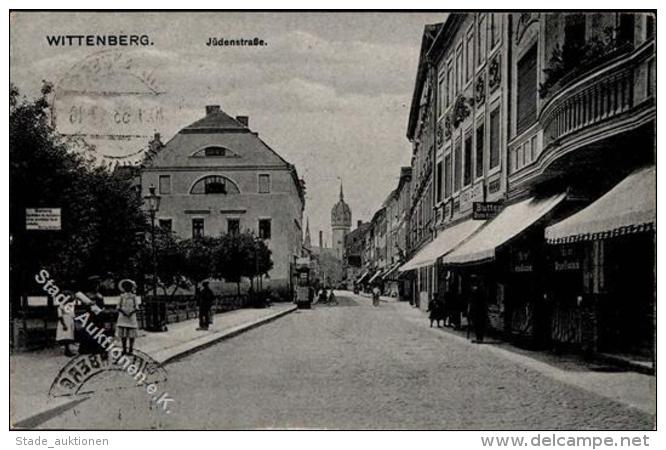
[182,109,248,132]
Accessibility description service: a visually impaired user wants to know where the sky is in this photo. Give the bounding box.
[10,11,448,245]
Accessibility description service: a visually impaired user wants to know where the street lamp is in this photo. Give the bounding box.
[144,184,161,299]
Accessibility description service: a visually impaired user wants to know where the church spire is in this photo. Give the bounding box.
[339,178,344,201]
[304,217,311,249]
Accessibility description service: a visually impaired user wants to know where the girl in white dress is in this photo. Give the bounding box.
[56,293,76,357]
[116,279,139,355]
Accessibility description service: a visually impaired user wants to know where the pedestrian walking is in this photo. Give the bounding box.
[197,280,214,330]
[427,292,445,328]
[116,279,139,355]
[468,277,487,343]
[372,285,380,307]
[56,292,76,357]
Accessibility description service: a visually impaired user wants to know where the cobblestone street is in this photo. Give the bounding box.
[39,293,655,430]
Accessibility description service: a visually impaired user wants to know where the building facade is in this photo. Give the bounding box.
[141,105,306,289]
[401,13,655,366]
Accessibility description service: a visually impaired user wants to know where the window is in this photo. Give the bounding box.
[466,31,475,82]
[646,14,655,39]
[192,218,204,239]
[438,76,445,117]
[517,44,538,134]
[475,123,484,178]
[456,47,463,94]
[227,218,240,235]
[158,219,172,233]
[191,175,240,195]
[436,161,443,202]
[490,14,500,48]
[478,14,487,65]
[259,219,272,239]
[158,175,171,195]
[617,13,635,46]
[204,146,226,157]
[258,174,270,193]
[531,135,538,160]
[489,107,501,169]
[564,14,586,53]
[446,62,454,106]
[454,138,462,192]
[444,154,452,198]
[463,131,473,186]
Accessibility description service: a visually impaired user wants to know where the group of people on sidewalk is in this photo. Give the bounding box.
[426,275,488,343]
[55,278,140,357]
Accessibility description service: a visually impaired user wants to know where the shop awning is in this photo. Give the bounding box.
[441,193,566,265]
[398,218,486,272]
[546,166,655,244]
[381,261,403,281]
[356,270,371,284]
[367,269,384,285]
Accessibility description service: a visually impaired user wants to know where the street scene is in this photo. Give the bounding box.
[9,10,656,432]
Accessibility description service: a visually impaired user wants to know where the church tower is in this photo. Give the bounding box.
[331,180,352,260]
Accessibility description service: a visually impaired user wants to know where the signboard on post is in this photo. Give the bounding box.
[26,208,61,230]
[472,202,502,220]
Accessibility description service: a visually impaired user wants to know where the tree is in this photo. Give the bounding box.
[10,83,146,306]
[215,231,258,295]
[179,237,219,294]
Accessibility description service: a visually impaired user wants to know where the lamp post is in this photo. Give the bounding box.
[144,184,161,299]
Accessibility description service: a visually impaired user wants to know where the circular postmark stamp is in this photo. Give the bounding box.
[51,49,167,162]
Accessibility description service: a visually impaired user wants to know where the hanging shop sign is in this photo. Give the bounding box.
[472,201,503,220]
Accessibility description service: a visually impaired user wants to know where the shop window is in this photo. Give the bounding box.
[516,44,538,134]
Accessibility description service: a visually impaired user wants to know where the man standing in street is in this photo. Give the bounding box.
[197,280,215,331]
[468,276,487,343]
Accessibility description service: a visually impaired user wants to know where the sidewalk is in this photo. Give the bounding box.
[10,303,296,428]
[390,298,656,416]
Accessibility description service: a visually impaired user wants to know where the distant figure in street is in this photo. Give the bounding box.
[56,292,76,357]
[116,279,139,355]
[197,280,214,330]
[372,285,380,307]
[468,277,487,343]
[428,292,445,328]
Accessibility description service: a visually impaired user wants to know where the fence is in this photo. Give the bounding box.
[10,293,254,352]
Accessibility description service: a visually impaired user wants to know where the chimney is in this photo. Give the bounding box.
[319,231,323,249]
[236,115,249,127]
[205,105,220,115]
[357,220,363,228]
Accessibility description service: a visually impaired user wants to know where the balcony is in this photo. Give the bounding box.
[509,40,655,190]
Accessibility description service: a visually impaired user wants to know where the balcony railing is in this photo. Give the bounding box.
[540,41,653,148]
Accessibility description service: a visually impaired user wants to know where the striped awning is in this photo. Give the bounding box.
[442,193,566,265]
[398,218,486,272]
[546,166,655,244]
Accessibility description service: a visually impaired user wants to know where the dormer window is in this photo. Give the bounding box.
[191,146,238,158]
[205,146,226,157]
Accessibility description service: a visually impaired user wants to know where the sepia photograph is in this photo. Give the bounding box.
[7,7,657,436]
